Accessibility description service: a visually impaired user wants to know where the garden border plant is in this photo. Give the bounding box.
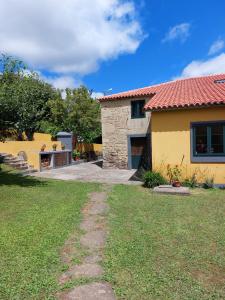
[143,170,167,188]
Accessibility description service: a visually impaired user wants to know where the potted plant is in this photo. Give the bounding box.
[41,144,46,152]
[61,143,65,150]
[52,143,57,151]
[73,149,80,161]
[167,164,182,187]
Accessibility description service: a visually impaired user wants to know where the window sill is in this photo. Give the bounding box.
[131,116,146,119]
[191,156,225,163]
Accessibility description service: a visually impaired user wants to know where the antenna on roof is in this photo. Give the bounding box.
[103,88,113,96]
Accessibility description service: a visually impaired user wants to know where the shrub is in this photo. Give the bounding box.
[183,174,198,188]
[143,171,167,188]
[73,149,80,159]
[166,164,182,183]
[202,177,214,189]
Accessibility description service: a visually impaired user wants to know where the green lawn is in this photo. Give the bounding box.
[0,166,99,299]
[1,166,225,300]
[104,185,225,300]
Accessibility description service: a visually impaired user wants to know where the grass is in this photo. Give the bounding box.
[104,185,225,300]
[0,165,99,299]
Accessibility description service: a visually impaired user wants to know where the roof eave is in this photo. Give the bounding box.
[99,93,155,102]
[145,102,225,112]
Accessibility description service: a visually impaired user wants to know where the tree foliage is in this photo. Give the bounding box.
[0,54,58,140]
[45,86,101,143]
[0,54,101,143]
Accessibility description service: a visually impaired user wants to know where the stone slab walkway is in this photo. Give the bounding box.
[32,161,141,185]
[57,187,116,300]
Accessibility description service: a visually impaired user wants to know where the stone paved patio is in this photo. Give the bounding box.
[32,161,141,185]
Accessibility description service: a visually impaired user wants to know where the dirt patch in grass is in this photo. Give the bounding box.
[191,265,225,288]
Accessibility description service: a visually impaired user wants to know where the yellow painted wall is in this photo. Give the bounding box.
[76,143,102,153]
[0,141,61,170]
[152,106,225,184]
[33,133,52,142]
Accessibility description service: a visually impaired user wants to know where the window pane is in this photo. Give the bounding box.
[195,126,207,154]
[138,101,145,117]
[211,124,224,153]
[131,100,145,118]
[131,102,137,117]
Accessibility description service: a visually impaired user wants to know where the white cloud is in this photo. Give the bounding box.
[91,92,105,99]
[0,0,144,76]
[208,38,224,55]
[44,75,80,90]
[162,23,191,43]
[176,53,225,78]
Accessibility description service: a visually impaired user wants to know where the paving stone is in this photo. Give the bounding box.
[90,192,107,202]
[83,253,102,264]
[89,202,108,215]
[32,161,141,185]
[80,230,106,250]
[59,264,103,284]
[58,282,116,300]
[153,185,190,195]
[80,216,97,232]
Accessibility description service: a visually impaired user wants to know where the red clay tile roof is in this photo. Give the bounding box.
[99,74,225,111]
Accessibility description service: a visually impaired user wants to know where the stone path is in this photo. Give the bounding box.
[57,187,116,300]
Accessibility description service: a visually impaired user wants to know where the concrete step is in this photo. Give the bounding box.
[21,168,38,175]
[1,153,36,174]
[4,159,25,164]
[0,153,13,159]
[8,162,28,168]
[4,156,23,161]
[14,165,29,170]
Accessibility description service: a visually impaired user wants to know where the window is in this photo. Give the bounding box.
[131,100,145,119]
[214,79,225,84]
[192,122,225,161]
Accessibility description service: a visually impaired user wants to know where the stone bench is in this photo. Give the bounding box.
[153,185,190,196]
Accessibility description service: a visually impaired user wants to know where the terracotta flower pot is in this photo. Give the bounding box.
[172,180,181,187]
[41,144,46,152]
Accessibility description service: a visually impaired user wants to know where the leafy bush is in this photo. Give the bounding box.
[202,177,214,189]
[143,171,167,188]
[183,174,198,188]
[73,149,80,159]
[166,164,182,182]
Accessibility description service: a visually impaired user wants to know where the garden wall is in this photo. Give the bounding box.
[0,140,61,170]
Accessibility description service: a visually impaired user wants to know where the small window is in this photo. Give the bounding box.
[192,122,225,157]
[214,79,225,84]
[131,100,145,119]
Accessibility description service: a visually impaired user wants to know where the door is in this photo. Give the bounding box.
[130,136,150,169]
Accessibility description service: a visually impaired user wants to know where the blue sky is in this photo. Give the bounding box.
[1,0,225,96]
[85,0,225,95]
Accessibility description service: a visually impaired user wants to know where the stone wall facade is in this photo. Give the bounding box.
[100,98,151,169]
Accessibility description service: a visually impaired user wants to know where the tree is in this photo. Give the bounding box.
[46,86,101,143]
[0,54,58,140]
[0,55,24,141]
[15,73,58,140]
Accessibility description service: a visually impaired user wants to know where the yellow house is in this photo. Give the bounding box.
[100,74,225,185]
